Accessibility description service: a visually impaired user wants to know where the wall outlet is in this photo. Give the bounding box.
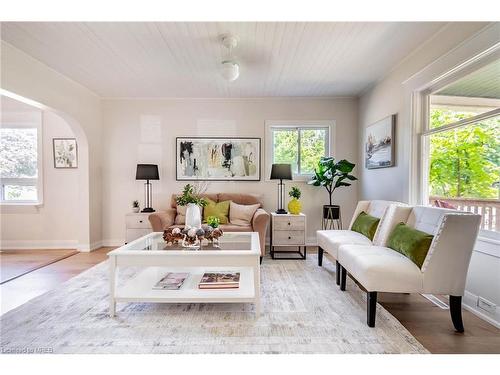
[477,296,497,314]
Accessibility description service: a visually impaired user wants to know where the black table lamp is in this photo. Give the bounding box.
[270,163,292,214]
[136,164,159,213]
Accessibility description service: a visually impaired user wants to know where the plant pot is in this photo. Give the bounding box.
[288,198,302,215]
[323,205,340,220]
[185,203,202,229]
[132,207,140,213]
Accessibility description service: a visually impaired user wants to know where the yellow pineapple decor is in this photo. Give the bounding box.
[287,186,302,214]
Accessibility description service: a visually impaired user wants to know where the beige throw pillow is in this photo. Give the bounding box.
[229,201,260,226]
[175,205,202,225]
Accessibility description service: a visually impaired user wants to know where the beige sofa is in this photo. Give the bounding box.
[148,193,270,256]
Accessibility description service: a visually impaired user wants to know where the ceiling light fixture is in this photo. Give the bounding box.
[220,34,240,82]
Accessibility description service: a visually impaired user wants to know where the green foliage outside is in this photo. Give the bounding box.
[429,109,499,199]
[273,128,326,174]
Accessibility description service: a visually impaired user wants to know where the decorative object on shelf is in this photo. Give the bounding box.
[53,138,78,168]
[270,163,292,214]
[287,186,302,215]
[206,215,220,228]
[136,164,159,213]
[175,184,208,229]
[365,114,396,169]
[163,226,224,248]
[308,157,357,230]
[132,200,140,213]
[176,137,261,181]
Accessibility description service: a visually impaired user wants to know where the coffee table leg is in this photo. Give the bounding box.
[109,256,117,317]
[254,260,261,318]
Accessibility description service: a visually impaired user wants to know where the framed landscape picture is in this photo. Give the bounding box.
[365,115,395,169]
[176,137,261,181]
[53,138,78,168]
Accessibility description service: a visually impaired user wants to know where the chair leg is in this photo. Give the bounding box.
[318,247,324,266]
[336,260,340,285]
[367,292,377,327]
[260,256,263,265]
[340,265,347,291]
[449,295,464,333]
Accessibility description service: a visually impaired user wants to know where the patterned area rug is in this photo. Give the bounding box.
[0,255,428,354]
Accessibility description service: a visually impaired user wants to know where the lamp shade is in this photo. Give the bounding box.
[136,164,159,180]
[270,164,292,180]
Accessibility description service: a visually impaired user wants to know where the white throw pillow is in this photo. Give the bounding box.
[229,201,260,226]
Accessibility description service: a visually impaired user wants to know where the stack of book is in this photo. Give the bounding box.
[153,272,189,290]
[198,272,240,289]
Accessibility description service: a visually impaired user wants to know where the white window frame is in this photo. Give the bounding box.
[265,120,333,181]
[0,121,44,205]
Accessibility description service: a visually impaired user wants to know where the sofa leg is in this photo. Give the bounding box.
[318,247,324,266]
[260,256,263,265]
[340,265,347,291]
[367,292,377,327]
[336,260,340,285]
[449,295,464,333]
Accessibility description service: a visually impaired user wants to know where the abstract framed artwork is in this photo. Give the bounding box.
[176,137,261,181]
[365,114,396,169]
[53,138,78,168]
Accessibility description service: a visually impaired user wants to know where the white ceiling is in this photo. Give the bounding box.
[1,22,446,98]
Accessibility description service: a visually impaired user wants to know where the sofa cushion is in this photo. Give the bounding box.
[351,211,380,240]
[338,244,423,293]
[203,199,230,224]
[317,230,372,259]
[387,222,434,269]
[219,223,253,232]
[229,201,260,226]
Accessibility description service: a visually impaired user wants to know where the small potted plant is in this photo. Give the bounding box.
[287,186,302,215]
[206,215,220,229]
[176,184,208,229]
[308,157,357,220]
[132,200,140,213]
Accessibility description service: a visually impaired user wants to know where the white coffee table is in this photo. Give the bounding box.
[108,231,261,317]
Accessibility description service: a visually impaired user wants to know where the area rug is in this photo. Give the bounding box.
[0,255,428,354]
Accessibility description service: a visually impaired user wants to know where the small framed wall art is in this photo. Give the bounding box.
[364,114,396,169]
[53,138,78,168]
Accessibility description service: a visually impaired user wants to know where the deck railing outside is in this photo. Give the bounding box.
[429,196,500,232]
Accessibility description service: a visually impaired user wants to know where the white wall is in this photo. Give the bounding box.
[1,110,80,248]
[358,22,500,328]
[101,97,359,245]
[1,41,102,250]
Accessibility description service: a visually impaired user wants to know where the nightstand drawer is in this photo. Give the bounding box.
[273,231,305,245]
[273,216,305,230]
[125,215,151,229]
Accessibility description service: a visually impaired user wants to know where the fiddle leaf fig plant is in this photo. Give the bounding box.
[308,157,357,206]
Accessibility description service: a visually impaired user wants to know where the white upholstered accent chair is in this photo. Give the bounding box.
[337,205,481,331]
[316,200,405,285]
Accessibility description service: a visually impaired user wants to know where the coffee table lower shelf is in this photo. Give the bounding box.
[113,266,257,308]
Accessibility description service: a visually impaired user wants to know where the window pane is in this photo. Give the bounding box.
[0,128,38,178]
[273,129,298,174]
[3,185,37,201]
[428,115,500,232]
[429,103,497,129]
[300,128,327,174]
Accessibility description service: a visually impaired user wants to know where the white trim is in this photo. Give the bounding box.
[264,120,334,182]
[474,234,500,258]
[463,290,500,329]
[0,239,78,250]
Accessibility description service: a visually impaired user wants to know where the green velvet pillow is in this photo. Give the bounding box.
[387,223,434,269]
[351,211,380,240]
[203,199,230,224]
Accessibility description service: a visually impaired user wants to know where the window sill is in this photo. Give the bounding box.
[0,202,43,214]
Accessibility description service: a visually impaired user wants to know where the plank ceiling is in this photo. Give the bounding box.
[1,22,446,98]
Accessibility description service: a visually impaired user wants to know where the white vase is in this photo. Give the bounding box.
[185,203,202,229]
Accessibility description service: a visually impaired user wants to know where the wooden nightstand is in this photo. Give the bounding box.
[270,212,307,260]
[125,212,153,243]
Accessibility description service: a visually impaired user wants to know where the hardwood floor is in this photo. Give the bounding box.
[0,247,498,353]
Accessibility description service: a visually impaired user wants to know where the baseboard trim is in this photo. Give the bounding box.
[0,240,78,250]
[463,290,500,329]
